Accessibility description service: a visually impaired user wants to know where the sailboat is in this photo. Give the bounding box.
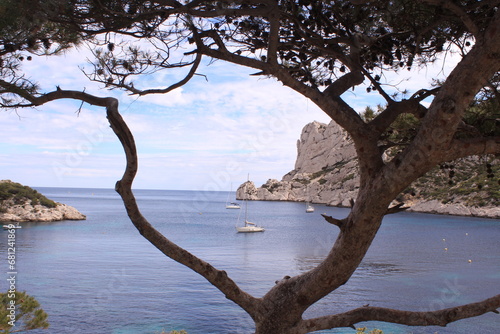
[305,185,314,213]
[225,184,241,209]
[226,202,241,209]
[236,176,264,233]
[236,200,265,233]
[305,202,315,213]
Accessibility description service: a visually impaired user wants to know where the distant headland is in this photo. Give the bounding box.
[237,121,499,219]
[0,180,86,222]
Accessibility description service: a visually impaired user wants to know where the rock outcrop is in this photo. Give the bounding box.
[0,180,86,222]
[0,199,86,222]
[237,121,499,219]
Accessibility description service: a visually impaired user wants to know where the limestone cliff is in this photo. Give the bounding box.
[0,180,86,222]
[237,121,499,218]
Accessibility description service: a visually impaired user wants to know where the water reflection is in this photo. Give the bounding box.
[295,255,409,277]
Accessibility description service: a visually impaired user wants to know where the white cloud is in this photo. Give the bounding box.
[3,42,463,190]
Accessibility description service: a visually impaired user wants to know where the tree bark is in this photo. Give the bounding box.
[2,2,499,333]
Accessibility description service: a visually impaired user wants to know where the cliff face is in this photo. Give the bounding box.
[0,180,86,222]
[237,121,499,218]
[237,121,359,206]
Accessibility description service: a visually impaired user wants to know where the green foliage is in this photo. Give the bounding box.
[412,156,499,207]
[0,291,49,333]
[342,173,356,183]
[0,0,80,53]
[0,181,56,208]
[361,106,377,123]
[461,99,500,138]
[310,161,350,180]
[360,102,499,207]
[385,113,420,146]
[360,105,420,156]
[360,92,498,158]
[318,178,327,185]
[0,0,81,107]
[295,178,311,185]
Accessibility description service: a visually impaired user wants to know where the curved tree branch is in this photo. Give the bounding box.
[0,80,116,108]
[1,86,261,316]
[369,99,425,135]
[301,294,500,333]
[105,97,261,316]
[126,52,203,96]
[441,136,500,162]
[419,0,480,38]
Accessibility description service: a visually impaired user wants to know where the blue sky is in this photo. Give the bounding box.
[0,44,458,191]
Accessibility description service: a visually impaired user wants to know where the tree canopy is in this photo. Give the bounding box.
[0,1,499,333]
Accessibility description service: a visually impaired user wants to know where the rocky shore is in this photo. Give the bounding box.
[0,199,86,222]
[0,180,86,222]
[237,121,499,219]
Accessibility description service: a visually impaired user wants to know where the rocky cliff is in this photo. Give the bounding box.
[0,180,86,222]
[237,121,499,218]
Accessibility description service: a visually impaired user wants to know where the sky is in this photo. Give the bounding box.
[0,43,459,191]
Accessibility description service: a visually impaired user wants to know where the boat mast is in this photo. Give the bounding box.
[245,174,249,226]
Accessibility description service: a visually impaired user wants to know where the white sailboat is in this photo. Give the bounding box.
[236,176,264,233]
[236,201,265,233]
[305,185,314,213]
[305,202,315,213]
[225,183,241,209]
[226,202,241,209]
[236,220,265,233]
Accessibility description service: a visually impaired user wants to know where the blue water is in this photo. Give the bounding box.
[1,188,499,334]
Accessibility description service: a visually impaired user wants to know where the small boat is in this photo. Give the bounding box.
[236,175,264,233]
[305,185,314,213]
[225,183,241,209]
[236,201,265,233]
[236,220,265,233]
[226,202,241,209]
[306,202,315,213]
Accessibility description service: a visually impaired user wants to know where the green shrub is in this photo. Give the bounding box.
[0,291,49,333]
[0,181,56,208]
[342,173,355,182]
[410,156,499,207]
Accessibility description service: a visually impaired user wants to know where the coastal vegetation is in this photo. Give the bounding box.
[0,180,85,222]
[0,291,49,333]
[409,157,499,207]
[0,1,498,333]
[360,107,499,207]
[0,180,56,210]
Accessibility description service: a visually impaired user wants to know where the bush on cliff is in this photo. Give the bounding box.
[0,181,56,208]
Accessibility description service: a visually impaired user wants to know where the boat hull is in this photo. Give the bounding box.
[236,226,265,233]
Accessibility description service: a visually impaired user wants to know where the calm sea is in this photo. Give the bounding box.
[1,188,499,334]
